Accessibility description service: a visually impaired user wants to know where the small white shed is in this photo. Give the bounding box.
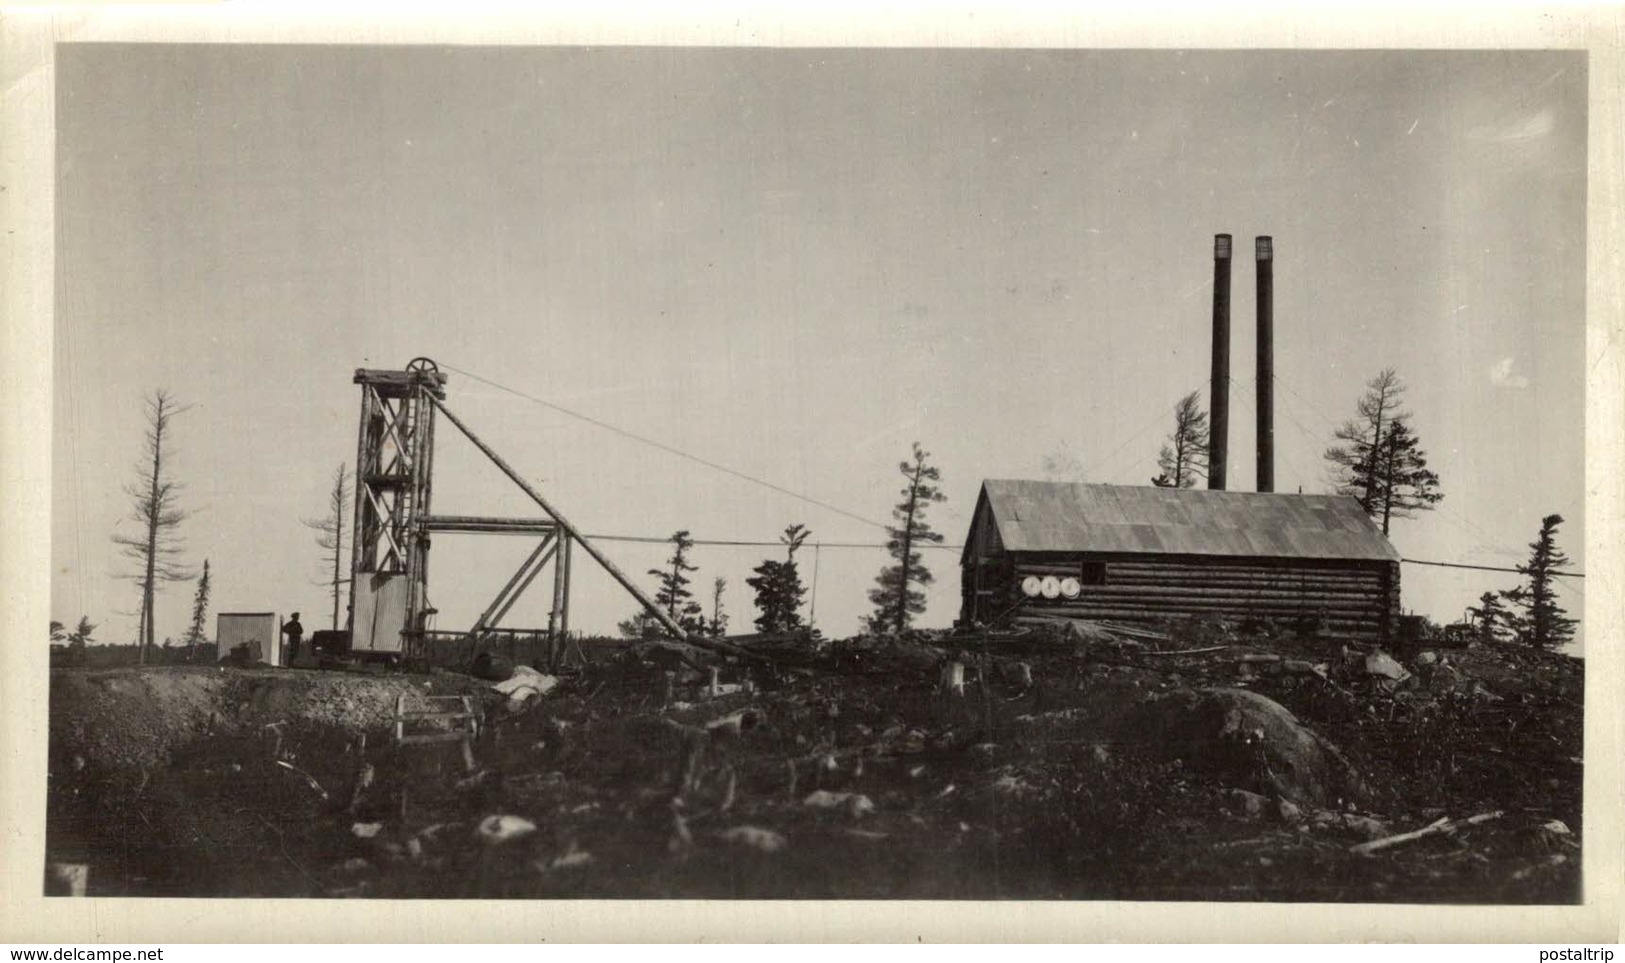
[216,612,282,666]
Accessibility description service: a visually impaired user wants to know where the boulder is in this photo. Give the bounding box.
[1224,788,1271,819]
[1124,687,1368,807]
[1426,662,1467,694]
[1364,650,1410,682]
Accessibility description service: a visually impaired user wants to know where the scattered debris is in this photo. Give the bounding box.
[704,707,761,735]
[803,790,875,818]
[475,814,537,845]
[1351,810,1504,856]
[1311,811,1389,841]
[44,624,1582,902]
[490,665,559,712]
[541,844,595,871]
[720,825,788,853]
[275,759,330,800]
[991,773,1032,797]
[1144,645,1229,657]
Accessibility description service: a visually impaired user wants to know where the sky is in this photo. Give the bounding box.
[51,46,1588,647]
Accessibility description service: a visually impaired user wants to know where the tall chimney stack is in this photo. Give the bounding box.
[1208,234,1232,490]
[1255,236,1274,493]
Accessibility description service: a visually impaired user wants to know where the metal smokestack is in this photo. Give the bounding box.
[1208,234,1232,490]
[1256,235,1274,493]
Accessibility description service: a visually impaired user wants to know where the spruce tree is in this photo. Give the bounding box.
[867,443,947,635]
[747,524,810,633]
[708,577,729,638]
[648,530,705,635]
[1370,419,1443,535]
[184,559,212,647]
[1464,590,1509,644]
[1501,513,1578,648]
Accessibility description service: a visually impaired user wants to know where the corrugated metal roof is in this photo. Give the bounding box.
[978,479,1400,562]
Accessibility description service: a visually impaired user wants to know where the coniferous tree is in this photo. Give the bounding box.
[1501,514,1579,649]
[71,616,96,645]
[184,559,212,646]
[708,577,729,638]
[111,389,193,664]
[1370,418,1443,535]
[1324,369,1444,533]
[617,610,664,640]
[867,443,947,635]
[648,530,705,635]
[747,524,810,633]
[1151,391,1210,489]
[51,617,96,664]
[1464,591,1510,644]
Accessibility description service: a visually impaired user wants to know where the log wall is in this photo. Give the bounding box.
[962,552,1398,640]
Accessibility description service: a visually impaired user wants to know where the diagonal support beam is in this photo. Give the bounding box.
[487,539,559,629]
[368,385,411,475]
[360,484,405,568]
[470,533,555,636]
[429,396,690,642]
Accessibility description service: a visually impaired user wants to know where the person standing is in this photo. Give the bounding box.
[282,612,304,665]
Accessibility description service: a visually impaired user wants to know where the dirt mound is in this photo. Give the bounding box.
[49,666,484,774]
[1123,686,1367,807]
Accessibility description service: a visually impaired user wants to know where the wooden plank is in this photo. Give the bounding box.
[1103,567,1384,580]
[398,732,472,746]
[1012,554,1391,573]
[1104,563,1385,577]
[419,515,558,534]
[1104,575,1383,587]
[1105,570,1382,583]
[1013,565,1383,584]
[1023,598,1383,612]
[1065,581,1384,594]
[1022,602,1382,621]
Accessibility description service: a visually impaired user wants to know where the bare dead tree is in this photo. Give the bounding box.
[1151,391,1211,488]
[304,463,352,630]
[111,389,193,664]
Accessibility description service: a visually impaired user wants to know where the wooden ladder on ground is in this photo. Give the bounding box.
[393,693,479,772]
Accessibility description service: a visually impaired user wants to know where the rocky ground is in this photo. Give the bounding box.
[44,623,1583,901]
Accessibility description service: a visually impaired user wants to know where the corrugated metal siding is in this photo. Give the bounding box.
[981,480,1399,562]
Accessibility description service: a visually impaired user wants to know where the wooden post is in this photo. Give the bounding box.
[549,530,568,664]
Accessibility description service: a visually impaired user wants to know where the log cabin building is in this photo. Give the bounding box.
[959,480,1401,640]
